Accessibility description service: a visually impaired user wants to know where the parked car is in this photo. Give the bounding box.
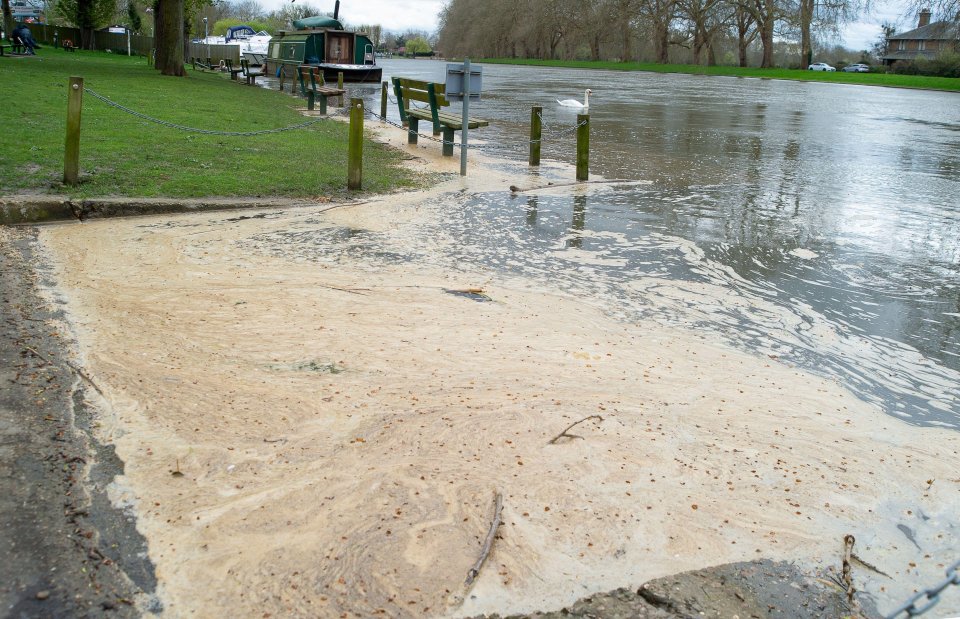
[808,62,836,71]
[842,63,870,72]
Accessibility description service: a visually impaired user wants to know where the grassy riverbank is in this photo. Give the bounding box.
[481,58,960,91]
[0,48,420,198]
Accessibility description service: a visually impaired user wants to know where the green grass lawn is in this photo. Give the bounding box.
[0,48,422,198]
[481,58,960,92]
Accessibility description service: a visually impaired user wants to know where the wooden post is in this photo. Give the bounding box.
[380,81,388,119]
[529,105,542,166]
[64,76,83,186]
[278,65,285,92]
[348,97,363,190]
[576,113,589,181]
[337,71,344,106]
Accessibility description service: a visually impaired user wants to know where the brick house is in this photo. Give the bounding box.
[882,10,959,66]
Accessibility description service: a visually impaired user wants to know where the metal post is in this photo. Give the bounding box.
[460,57,470,177]
[64,76,83,186]
[576,113,589,181]
[203,17,208,64]
[380,81,388,119]
[348,97,363,190]
[529,105,542,166]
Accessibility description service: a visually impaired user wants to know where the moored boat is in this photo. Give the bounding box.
[202,25,271,65]
[263,1,382,83]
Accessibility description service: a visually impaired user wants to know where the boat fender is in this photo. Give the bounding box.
[277,66,282,77]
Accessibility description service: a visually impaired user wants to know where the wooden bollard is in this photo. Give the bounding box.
[380,81,388,119]
[64,76,83,186]
[529,105,542,166]
[337,71,344,106]
[347,98,363,190]
[278,65,285,92]
[576,113,589,181]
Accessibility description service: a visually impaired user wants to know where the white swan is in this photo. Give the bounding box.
[557,89,592,109]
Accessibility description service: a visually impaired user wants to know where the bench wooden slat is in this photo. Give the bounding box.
[393,76,489,156]
[297,65,345,113]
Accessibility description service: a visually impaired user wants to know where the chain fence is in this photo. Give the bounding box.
[84,87,325,136]
[885,559,960,618]
[84,86,586,153]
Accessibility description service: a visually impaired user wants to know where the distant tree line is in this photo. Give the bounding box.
[436,0,951,68]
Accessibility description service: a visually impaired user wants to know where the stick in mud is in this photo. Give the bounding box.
[465,492,503,587]
[24,345,104,396]
[548,414,604,444]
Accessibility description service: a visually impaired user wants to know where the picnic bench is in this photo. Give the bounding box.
[62,39,76,52]
[223,58,243,81]
[240,59,264,85]
[297,65,345,114]
[392,77,489,157]
[1,40,26,55]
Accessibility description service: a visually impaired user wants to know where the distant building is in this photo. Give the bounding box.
[11,0,44,23]
[882,10,959,66]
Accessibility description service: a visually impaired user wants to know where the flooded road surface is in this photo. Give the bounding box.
[347,59,960,428]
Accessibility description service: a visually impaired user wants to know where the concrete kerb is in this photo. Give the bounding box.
[0,195,341,225]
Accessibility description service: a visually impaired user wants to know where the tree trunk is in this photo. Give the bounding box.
[759,15,773,67]
[692,26,704,64]
[655,20,669,63]
[2,0,14,43]
[620,12,632,61]
[799,0,813,68]
[154,0,186,76]
[591,32,601,60]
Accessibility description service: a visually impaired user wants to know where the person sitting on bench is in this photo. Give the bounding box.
[12,24,39,55]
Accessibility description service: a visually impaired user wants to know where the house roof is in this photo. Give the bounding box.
[888,20,958,41]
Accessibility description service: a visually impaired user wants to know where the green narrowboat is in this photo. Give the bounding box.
[264,1,382,83]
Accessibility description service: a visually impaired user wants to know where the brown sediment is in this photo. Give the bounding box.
[25,123,960,618]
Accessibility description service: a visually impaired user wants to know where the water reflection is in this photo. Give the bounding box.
[334,60,959,428]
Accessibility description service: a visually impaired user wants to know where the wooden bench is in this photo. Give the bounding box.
[223,58,243,81]
[392,77,489,157]
[297,65,345,114]
[2,39,27,55]
[62,39,76,52]
[240,59,264,85]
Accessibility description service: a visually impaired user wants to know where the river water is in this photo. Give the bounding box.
[342,59,960,429]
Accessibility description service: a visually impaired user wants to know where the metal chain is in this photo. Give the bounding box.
[885,560,960,618]
[84,87,324,136]
[86,84,586,149]
[365,107,586,150]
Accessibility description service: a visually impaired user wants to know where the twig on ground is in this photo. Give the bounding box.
[548,415,604,444]
[318,284,370,295]
[24,346,104,396]
[465,492,503,587]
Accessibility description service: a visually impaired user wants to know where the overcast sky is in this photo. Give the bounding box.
[259,0,919,52]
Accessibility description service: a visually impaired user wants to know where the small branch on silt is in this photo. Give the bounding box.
[548,415,604,444]
[465,492,503,587]
[24,346,104,396]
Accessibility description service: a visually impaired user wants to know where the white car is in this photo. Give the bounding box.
[808,62,836,72]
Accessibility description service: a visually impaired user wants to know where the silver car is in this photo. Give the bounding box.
[808,62,836,71]
[842,63,870,72]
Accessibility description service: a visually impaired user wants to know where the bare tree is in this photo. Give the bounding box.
[230,0,263,21]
